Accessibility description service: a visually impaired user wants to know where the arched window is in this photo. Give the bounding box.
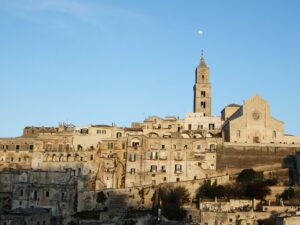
[116,132,122,138]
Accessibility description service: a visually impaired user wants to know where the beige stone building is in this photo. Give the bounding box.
[124,134,221,188]
[222,95,285,144]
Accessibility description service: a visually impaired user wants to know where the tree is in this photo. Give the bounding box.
[160,186,190,221]
[237,168,264,184]
[197,180,227,199]
[280,188,295,200]
[245,181,271,199]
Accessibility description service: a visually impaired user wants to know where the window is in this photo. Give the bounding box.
[161,165,166,172]
[20,189,23,196]
[116,132,122,138]
[37,222,40,225]
[29,144,34,151]
[61,192,66,201]
[80,128,89,134]
[188,124,192,130]
[3,145,8,150]
[58,144,63,151]
[90,155,93,160]
[123,152,127,159]
[273,131,277,138]
[130,168,135,174]
[184,145,188,149]
[16,144,20,152]
[161,145,165,149]
[129,153,136,162]
[102,130,107,134]
[176,178,180,182]
[175,164,182,173]
[150,152,158,160]
[122,143,126,149]
[108,143,113,149]
[202,75,205,79]
[97,130,101,134]
[201,101,206,109]
[43,221,46,225]
[132,142,139,147]
[236,130,241,138]
[65,144,70,151]
[163,177,167,182]
[209,123,215,130]
[150,165,157,172]
[34,190,38,200]
[197,145,201,149]
[46,191,49,197]
[209,144,216,151]
[201,91,206,97]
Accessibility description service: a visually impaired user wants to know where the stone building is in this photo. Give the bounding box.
[124,134,221,187]
[183,112,222,134]
[0,169,78,224]
[222,95,300,144]
[222,95,285,144]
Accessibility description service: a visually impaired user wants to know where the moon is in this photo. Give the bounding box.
[198,30,204,35]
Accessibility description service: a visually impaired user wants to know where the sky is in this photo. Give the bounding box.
[0,0,299,137]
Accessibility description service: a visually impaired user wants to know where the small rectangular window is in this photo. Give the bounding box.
[130,168,135,174]
[209,123,215,130]
[16,144,20,151]
[29,144,34,151]
[150,165,157,172]
[129,153,136,162]
[201,101,206,109]
[201,91,206,97]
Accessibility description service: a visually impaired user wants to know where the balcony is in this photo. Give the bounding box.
[128,146,141,151]
[159,156,167,160]
[174,157,183,161]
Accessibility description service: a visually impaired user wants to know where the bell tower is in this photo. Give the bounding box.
[193,54,211,116]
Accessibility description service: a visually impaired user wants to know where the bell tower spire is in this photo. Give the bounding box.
[193,53,212,116]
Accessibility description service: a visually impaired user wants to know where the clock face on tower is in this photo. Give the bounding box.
[252,111,261,120]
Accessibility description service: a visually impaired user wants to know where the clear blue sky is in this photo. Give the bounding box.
[0,0,299,137]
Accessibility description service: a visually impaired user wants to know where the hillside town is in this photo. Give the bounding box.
[1,56,300,225]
